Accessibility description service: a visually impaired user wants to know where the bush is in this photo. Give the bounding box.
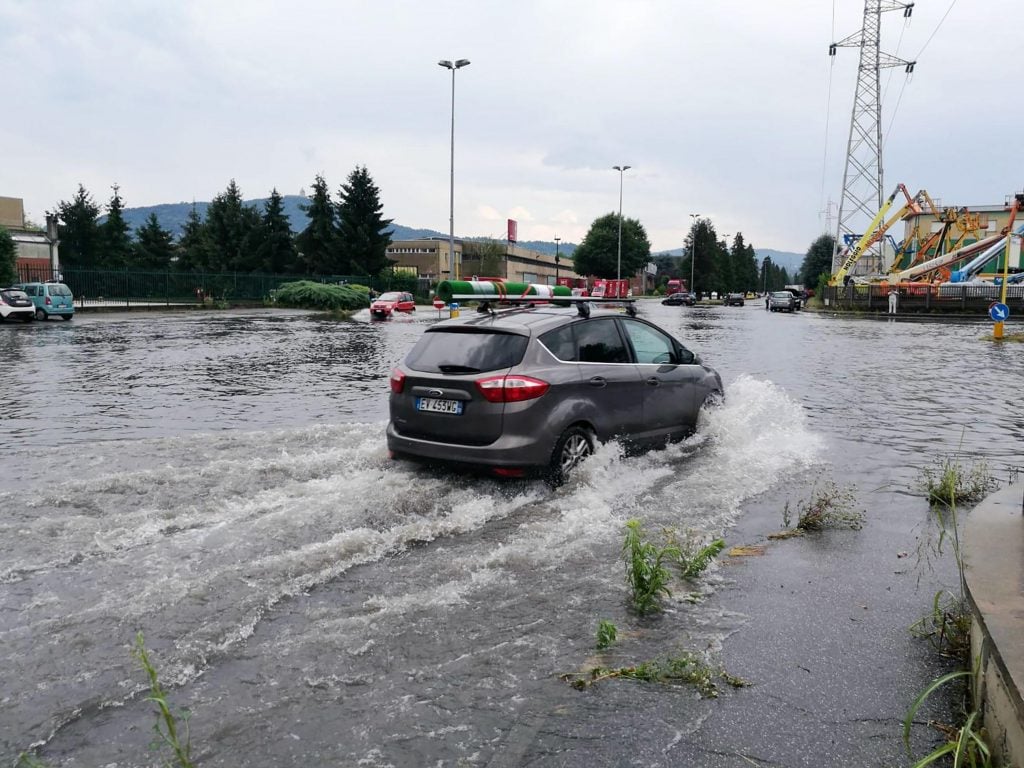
[272,280,369,311]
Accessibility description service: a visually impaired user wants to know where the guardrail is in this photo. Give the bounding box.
[822,284,1024,314]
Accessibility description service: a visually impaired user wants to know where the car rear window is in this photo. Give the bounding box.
[48,284,72,296]
[404,329,529,373]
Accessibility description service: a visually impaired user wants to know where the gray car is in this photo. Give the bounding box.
[387,304,723,484]
[769,291,796,312]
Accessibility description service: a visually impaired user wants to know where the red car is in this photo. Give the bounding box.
[370,291,416,319]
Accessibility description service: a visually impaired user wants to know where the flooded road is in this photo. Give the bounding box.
[1,304,1020,766]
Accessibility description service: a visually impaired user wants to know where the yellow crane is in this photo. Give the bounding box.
[830,184,922,286]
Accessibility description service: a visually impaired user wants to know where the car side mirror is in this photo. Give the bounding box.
[676,347,696,365]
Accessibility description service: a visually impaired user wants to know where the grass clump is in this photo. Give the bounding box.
[623,519,679,614]
[775,481,863,537]
[920,456,998,508]
[623,521,725,614]
[562,651,747,698]
[904,670,992,768]
[595,620,617,650]
[271,280,370,311]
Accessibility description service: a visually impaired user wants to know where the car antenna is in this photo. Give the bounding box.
[576,302,591,318]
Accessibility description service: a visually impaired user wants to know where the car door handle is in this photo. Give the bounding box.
[646,377,660,386]
[588,376,607,388]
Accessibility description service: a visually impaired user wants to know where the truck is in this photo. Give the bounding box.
[666,278,686,294]
[590,278,630,299]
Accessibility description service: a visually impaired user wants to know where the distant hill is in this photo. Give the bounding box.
[115,197,579,257]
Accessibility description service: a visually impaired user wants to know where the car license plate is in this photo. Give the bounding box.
[416,397,463,415]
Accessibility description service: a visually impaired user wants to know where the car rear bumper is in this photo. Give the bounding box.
[386,421,554,470]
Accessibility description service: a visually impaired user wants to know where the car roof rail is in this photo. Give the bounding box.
[451,293,637,319]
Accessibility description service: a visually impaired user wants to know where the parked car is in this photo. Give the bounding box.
[387,304,723,485]
[0,288,36,323]
[769,291,797,312]
[16,281,75,320]
[370,291,416,319]
[724,293,745,306]
[661,292,696,306]
[781,287,804,310]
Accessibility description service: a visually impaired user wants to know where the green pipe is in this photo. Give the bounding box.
[436,280,573,303]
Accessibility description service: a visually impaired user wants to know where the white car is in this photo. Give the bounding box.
[0,288,36,323]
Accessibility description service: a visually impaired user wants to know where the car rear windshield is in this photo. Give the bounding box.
[405,328,529,373]
[48,284,72,296]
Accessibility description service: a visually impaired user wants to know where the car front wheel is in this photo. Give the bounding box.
[547,425,594,486]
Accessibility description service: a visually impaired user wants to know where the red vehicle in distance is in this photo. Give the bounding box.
[370,291,416,320]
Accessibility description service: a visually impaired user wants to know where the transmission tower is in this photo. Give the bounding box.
[830,0,916,275]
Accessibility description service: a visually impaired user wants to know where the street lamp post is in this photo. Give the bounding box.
[689,213,700,295]
[554,236,561,284]
[613,165,631,284]
[439,58,470,280]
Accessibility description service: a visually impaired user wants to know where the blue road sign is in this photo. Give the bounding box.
[989,302,1010,321]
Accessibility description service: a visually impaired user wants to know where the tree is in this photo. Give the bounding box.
[572,212,651,279]
[56,184,101,267]
[683,217,720,295]
[101,184,134,268]
[800,233,836,290]
[336,166,393,276]
[205,180,255,272]
[296,175,337,274]
[133,213,176,269]
[253,189,299,273]
[0,226,17,285]
[176,203,214,272]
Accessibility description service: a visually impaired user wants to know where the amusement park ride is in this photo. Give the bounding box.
[828,189,1024,295]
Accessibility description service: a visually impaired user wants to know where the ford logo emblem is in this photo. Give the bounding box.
[428,388,444,397]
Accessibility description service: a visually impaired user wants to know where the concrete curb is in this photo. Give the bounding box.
[964,483,1024,766]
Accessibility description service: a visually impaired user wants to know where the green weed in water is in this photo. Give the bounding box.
[133,632,195,768]
[562,652,748,698]
[622,519,679,614]
[920,456,997,508]
[595,620,618,650]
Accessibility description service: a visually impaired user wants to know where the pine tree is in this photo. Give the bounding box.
[133,213,176,269]
[56,184,101,268]
[799,233,836,291]
[205,180,255,272]
[336,166,393,276]
[101,184,134,268]
[296,175,337,274]
[177,204,213,272]
[254,189,299,273]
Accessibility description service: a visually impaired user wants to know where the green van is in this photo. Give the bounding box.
[17,282,75,321]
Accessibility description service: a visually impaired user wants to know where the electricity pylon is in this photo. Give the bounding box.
[830,0,916,276]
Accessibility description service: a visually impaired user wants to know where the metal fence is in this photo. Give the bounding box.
[821,283,1024,314]
[14,265,416,307]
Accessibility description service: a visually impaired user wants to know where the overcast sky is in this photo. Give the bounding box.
[3,0,1019,254]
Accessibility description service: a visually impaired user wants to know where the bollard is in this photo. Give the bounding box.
[450,302,460,318]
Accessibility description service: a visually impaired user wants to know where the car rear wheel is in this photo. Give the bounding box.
[22,314,34,323]
[61,315,73,321]
[547,425,594,486]
[35,309,47,320]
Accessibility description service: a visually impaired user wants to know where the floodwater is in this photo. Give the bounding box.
[1,304,1020,767]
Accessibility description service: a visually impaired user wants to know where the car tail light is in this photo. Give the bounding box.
[45,296,52,305]
[475,375,549,403]
[389,368,406,393]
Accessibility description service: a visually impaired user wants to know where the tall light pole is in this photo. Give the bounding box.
[554,236,561,284]
[439,58,470,280]
[613,165,631,284]
[689,213,700,295]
